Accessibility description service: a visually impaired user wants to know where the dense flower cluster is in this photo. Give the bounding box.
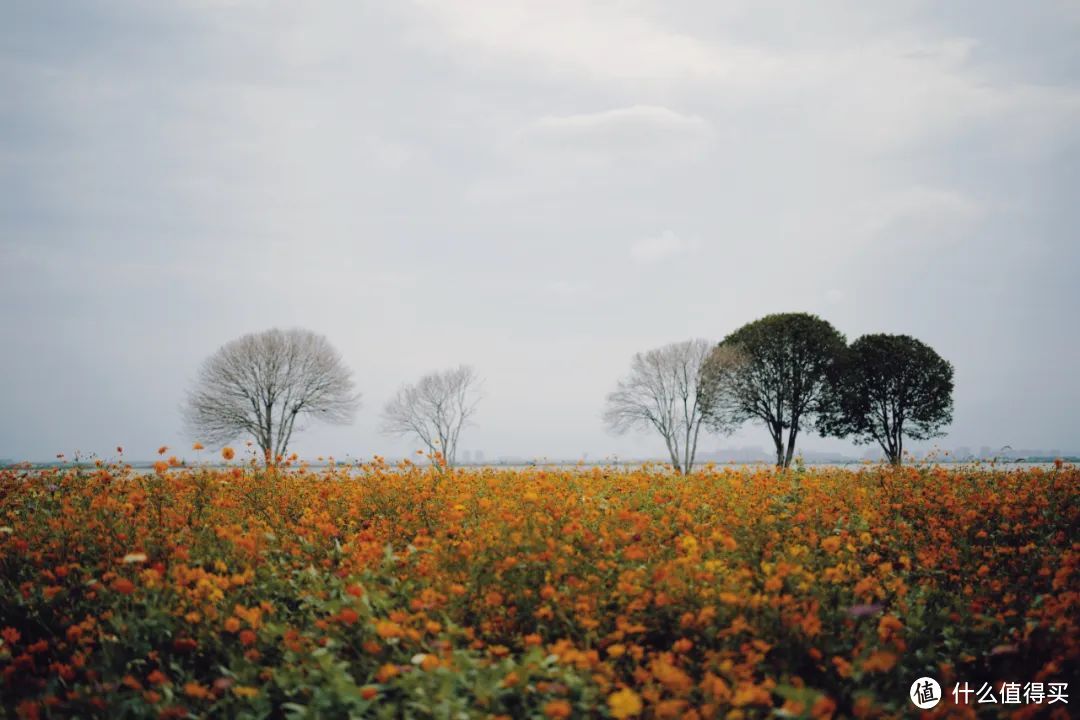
[1,458,1076,718]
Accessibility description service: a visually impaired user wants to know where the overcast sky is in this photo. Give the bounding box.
[3,1,1079,462]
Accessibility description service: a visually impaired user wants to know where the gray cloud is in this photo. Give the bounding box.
[2,1,1078,461]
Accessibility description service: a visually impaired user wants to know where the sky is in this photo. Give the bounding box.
[2,1,1079,463]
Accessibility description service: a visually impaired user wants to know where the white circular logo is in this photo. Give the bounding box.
[910,677,942,709]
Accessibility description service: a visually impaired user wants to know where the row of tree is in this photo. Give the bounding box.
[183,314,953,471]
[183,328,482,466]
[604,313,954,472]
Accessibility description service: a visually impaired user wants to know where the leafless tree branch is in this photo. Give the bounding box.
[603,339,718,474]
[380,365,482,467]
[183,328,360,462]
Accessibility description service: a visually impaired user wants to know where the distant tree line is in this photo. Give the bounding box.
[604,313,953,472]
[184,315,952,473]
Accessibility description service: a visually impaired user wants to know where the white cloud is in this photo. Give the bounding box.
[408,0,776,84]
[408,2,1080,156]
[861,186,984,245]
[523,105,709,142]
[630,230,699,264]
[470,105,714,201]
[512,105,712,159]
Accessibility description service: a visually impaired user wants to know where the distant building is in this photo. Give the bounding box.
[475,450,484,463]
[462,450,472,464]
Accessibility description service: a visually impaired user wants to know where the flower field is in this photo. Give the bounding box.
[1,458,1076,719]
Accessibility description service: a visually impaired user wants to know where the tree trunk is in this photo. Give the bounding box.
[774,435,785,468]
[784,426,798,468]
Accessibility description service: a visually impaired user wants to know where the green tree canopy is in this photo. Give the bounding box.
[818,333,954,464]
[702,313,845,468]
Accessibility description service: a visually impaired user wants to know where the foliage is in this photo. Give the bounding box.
[1,457,1076,719]
[702,314,846,468]
[817,334,954,464]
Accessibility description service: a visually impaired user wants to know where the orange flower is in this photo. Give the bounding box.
[192,442,204,451]
[820,536,842,554]
[861,650,898,673]
[157,446,168,456]
[876,614,903,642]
[1,460,1076,719]
[811,695,838,719]
[375,663,399,683]
[111,578,136,595]
[543,700,573,718]
[375,620,403,639]
[222,447,235,461]
[147,670,169,686]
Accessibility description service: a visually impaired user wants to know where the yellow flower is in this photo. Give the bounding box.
[678,534,698,554]
[608,688,643,719]
[232,685,259,698]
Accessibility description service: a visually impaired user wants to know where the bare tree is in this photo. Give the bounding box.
[380,365,481,467]
[184,328,360,462]
[698,343,748,431]
[603,339,719,474]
